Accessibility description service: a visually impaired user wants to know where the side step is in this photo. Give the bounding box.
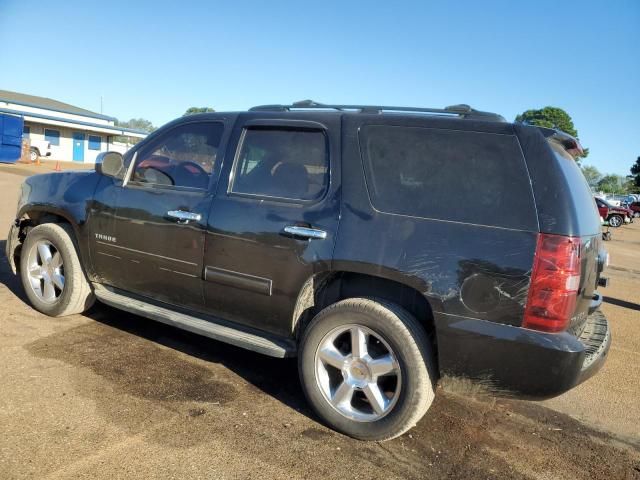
[93,284,294,358]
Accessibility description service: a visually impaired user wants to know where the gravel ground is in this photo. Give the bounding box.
[1,166,639,479]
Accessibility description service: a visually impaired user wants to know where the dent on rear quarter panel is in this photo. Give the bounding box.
[333,209,537,326]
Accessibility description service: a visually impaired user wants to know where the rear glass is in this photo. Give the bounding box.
[548,140,601,233]
[360,125,537,230]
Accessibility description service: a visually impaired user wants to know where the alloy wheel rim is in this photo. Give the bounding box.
[314,324,401,422]
[610,216,621,227]
[26,240,65,303]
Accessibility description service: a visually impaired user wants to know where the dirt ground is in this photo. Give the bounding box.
[1,165,639,479]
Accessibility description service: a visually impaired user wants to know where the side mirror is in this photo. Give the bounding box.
[96,152,125,179]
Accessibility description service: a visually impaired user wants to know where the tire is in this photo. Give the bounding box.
[29,148,39,162]
[20,223,95,317]
[634,212,640,218]
[608,215,623,228]
[298,298,436,441]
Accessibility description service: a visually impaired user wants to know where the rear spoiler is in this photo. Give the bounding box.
[537,127,584,159]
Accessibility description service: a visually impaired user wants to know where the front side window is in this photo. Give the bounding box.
[44,129,60,146]
[231,128,328,201]
[130,122,224,190]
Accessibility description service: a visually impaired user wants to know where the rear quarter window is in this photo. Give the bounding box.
[359,125,537,230]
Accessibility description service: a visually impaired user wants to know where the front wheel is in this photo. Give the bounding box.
[20,223,95,317]
[299,298,436,441]
[608,215,623,228]
[29,148,39,162]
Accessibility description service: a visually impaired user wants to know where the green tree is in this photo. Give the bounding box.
[631,156,640,188]
[515,106,588,158]
[115,118,156,132]
[596,174,625,194]
[183,107,215,116]
[580,165,602,189]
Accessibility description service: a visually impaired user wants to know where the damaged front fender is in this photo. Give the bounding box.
[5,220,21,274]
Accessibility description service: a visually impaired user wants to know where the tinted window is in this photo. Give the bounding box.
[548,139,601,234]
[231,128,328,201]
[131,122,223,190]
[360,126,536,229]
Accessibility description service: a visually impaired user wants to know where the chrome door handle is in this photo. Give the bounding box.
[167,210,202,223]
[284,225,327,240]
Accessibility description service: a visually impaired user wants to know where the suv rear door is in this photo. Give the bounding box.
[202,114,341,337]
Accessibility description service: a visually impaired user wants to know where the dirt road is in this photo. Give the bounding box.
[1,166,639,479]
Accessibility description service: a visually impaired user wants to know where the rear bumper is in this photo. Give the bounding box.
[436,308,611,399]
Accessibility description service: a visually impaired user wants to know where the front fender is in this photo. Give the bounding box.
[5,221,20,274]
[11,171,101,276]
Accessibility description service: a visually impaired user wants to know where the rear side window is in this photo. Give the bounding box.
[231,128,328,201]
[360,125,537,230]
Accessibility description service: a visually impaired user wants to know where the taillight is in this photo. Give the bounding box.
[523,233,581,333]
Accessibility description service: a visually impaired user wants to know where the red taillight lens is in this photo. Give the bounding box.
[523,233,581,333]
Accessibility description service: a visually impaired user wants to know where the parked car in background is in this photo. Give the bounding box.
[629,201,640,218]
[595,197,632,227]
[5,101,611,441]
[29,139,51,162]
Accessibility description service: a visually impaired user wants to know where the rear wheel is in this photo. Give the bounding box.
[299,298,436,441]
[29,148,39,162]
[20,223,95,317]
[634,212,640,218]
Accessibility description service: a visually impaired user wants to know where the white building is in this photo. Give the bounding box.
[0,89,147,163]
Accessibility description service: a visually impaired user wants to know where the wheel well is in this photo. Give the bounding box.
[12,212,71,270]
[293,271,436,344]
[30,147,40,155]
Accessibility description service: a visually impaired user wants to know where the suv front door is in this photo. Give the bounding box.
[202,115,341,337]
[90,120,228,309]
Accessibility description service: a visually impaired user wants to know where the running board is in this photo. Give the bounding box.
[93,284,294,358]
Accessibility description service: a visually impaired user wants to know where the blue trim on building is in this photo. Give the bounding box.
[0,96,117,122]
[0,106,147,136]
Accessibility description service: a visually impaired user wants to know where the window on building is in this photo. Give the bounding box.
[88,135,102,150]
[231,128,329,201]
[23,126,30,137]
[44,129,60,146]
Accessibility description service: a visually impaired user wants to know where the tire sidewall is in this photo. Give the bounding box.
[609,215,622,227]
[299,300,432,440]
[20,224,79,316]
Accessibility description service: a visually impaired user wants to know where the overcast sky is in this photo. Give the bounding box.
[1,0,638,175]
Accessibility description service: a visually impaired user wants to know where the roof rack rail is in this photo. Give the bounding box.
[249,100,506,122]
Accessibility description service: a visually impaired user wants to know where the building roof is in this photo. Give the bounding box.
[0,89,117,122]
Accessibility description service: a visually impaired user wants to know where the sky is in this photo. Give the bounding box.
[1,0,638,175]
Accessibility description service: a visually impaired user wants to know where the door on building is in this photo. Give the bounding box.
[72,132,85,162]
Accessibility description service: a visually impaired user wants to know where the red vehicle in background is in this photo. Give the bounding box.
[595,197,632,227]
[629,201,640,218]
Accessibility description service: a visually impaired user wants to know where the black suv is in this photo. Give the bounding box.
[5,101,611,441]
